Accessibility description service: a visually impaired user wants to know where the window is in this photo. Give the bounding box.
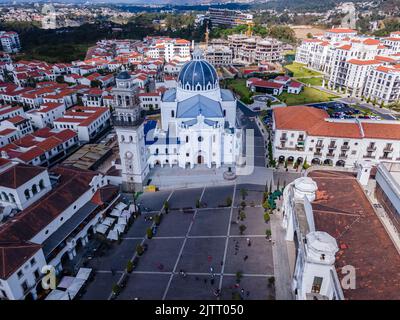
[311,277,323,294]
[198,136,203,142]
[185,136,189,143]
[171,110,175,117]
[30,258,36,267]
[34,269,40,281]
[0,289,7,299]
[21,281,28,293]
[17,270,23,279]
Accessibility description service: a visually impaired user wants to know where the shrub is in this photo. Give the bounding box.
[266,229,272,237]
[239,224,247,235]
[239,210,246,221]
[163,201,169,214]
[240,201,246,208]
[264,212,271,223]
[236,271,243,283]
[226,196,232,207]
[240,188,248,200]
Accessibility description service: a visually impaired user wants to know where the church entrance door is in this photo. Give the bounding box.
[197,155,204,164]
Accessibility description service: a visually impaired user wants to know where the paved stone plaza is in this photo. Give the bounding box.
[82,184,276,300]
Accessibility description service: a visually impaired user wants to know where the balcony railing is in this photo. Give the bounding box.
[314,152,322,156]
[383,146,393,152]
[363,154,375,159]
[341,145,350,150]
[326,153,335,158]
[112,116,144,128]
[280,136,288,141]
[328,144,337,150]
[379,156,393,160]
[367,146,376,152]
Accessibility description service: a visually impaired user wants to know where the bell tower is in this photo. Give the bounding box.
[112,71,149,192]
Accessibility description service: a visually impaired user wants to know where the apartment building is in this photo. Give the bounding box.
[205,45,233,66]
[144,37,191,63]
[227,34,283,65]
[363,64,400,105]
[0,31,21,53]
[295,28,400,104]
[208,8,253,27]
[273,106,400,168]
[383,31,400,54]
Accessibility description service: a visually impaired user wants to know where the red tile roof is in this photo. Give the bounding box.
[309,170,400,300]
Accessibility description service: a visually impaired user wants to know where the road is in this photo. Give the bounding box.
[337,97,398,120]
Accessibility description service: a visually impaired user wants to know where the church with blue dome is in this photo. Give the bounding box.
[114,50,243,190]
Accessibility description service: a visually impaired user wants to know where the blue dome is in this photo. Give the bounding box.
[116,71,131,80]
[178,59,219,91]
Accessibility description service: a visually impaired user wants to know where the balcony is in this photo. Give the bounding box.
[367,145,376,152]
[326,153,335,158]
[383,146,393,152]
[314,151,322,156]
[280,136,288,141]
[315,144,324,149]
[339,154,348,159]
[328,144,337,150]
[379,156,393,160]
[363,154,375,159]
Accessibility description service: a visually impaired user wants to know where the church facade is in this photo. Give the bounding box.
[113,52,243,191]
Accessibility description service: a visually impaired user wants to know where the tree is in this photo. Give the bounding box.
[264,212,271,223]
[112,283,121,295]
[154,214,161,226]
[91,79,101,88]
[163,201,169,214]
[236,271,243,283]
[239,224,247,235]
[306,32,313,38]
[240,188,248,201]
[136,244,144,256]
[266,229,272,238]
[127,260,134,273]
[146,227,153,239]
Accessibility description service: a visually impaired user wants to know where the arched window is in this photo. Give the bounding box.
[223,110,226,117]
[9,194,15,203]
[39,179,45,190]
[129,136,133,143]
[171,110,175,118]
[32,184,38,195]
[186,136,189,143]
[121,135,125,143]
[125,96,130,106]
[155,148,159,155]
[117,95,122,105]
[24,189,30,200]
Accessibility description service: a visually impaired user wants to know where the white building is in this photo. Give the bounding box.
[26,103,66,129]
[53,106,110,142]
[113,51,242,191]
[209,8,253,27]
[144,37,191,63]
[0,162,120,300]
[273,106,400,168]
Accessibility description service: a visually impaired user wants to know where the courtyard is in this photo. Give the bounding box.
[81,184,276,300]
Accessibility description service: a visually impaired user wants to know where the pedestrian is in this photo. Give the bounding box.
[244,255,248,261]
[241,289,244,295]
[246,291,250,297]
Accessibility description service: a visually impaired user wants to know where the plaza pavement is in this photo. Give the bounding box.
[81,184,277,300]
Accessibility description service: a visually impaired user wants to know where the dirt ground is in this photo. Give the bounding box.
[291,25,327,39]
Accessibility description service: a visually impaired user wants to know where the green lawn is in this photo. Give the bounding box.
[225,79,253,104]
[278,87,339,106]
[285,62,322,78]
[297,77,323,86]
